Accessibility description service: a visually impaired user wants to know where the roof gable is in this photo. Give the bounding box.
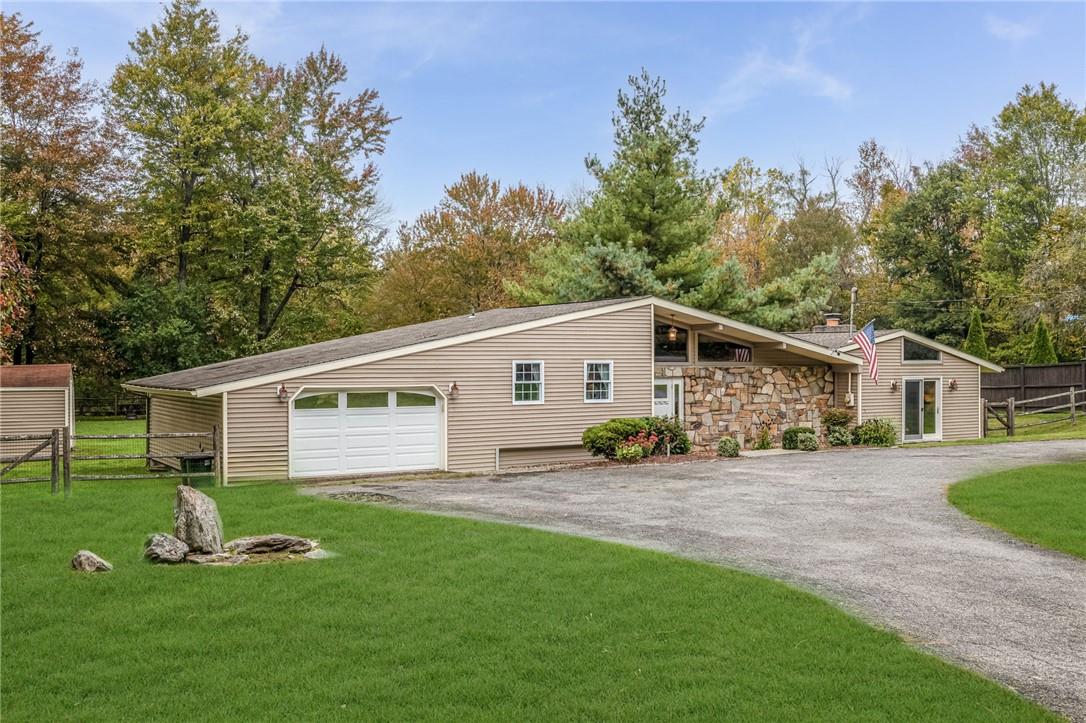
[0,364,72,389]
[838,330,1004,372]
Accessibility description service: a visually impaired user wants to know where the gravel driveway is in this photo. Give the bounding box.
[309,440,1086,719]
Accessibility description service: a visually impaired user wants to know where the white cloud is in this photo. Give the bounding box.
[984,15,1040,42]
[709,16,853,117]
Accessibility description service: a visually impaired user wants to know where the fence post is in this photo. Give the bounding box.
[50,429,60,495]
[1072,387,1078,425]
[1007,397,1015,437]
[981,399,988,437]
[61,426,72,497]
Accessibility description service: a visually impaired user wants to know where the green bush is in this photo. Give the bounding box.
[797,434,819,452]
[852,418,897,447]
[781,426,816,450]
[821,408,853,430]
[582,417,691,459]
[614,443,644,463]
[717,437,740,457]
[641,416,692,455]
[827,426,852,447]
[753,426,773,450]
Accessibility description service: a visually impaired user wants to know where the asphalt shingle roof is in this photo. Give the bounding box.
[785,329,899,350]
[127,298,646,392]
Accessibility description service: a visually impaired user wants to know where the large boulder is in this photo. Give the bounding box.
[173,485,223,554]
[225,534,318,555]
[71,550,112,572]
[144,533,189,564]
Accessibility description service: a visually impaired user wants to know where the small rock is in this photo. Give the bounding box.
[186,552,248,566]
[174,485,224,554]
[144,533,189,564]
[71,550,112,572]
[303,548,333,560]
[225,534,318,555]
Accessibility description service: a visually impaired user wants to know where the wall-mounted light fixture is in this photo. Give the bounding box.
[667,315,679,342]
[276,383,289,402]
[448,382,460,399]
[948,378,958,391]
[889,380,899,392]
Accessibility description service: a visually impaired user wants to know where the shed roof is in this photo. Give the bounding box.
[127,298,646,393]
[0,364,73,389]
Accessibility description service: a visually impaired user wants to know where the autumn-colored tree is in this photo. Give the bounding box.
[368,172,564,329]
[0,12,126,380]
[711,158,785,286]
[0,229,33,363]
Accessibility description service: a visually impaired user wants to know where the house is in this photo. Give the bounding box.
[788,314,1003,443]
[124,297,867,482]
[0,364,75,457]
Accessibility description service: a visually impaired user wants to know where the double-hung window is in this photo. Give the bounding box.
[512,361,544,404]
[584,361,613,403]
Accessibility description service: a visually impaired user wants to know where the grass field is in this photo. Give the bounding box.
[949,462,1086,560]
[1,478,1057,721]
[916,412,1085,447]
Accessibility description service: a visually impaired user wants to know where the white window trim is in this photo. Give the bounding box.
[583,360,614,404]
[901,338,942,364]
[511,360,545,405]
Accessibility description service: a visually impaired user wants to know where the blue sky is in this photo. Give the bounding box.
[10,1,1085,226]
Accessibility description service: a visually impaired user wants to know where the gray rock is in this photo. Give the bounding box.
[186,552,248,566]
[225,534,318,555]
[174,485,223,554]
[303,548,333,560]
[144,533,189,564]
[71,550,112,572]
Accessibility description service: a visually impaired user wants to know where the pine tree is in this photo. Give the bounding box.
[1027,317,1058,364]
[961,307,989,359]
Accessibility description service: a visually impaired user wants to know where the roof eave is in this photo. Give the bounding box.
[838,331,1004,372]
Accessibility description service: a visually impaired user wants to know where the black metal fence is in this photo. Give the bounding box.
[982,362,1086,410]
[75,395,148,419]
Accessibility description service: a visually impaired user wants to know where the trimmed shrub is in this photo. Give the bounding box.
[821,408,853,430]
[827,426,852,447]
[582,417,691,459]
[852,418,897,447]
[717,436,740,457]
[753,426,773,450]
[781,426,816,450]
[797,434,819,452]
[641,416,692,455]
[614,443,644,463]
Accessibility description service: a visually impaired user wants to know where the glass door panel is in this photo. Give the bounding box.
[923,380,938,436]
[904,380,921,439]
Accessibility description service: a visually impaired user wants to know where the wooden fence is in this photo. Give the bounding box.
[0,427,219,495]
[982,362,1086,410]
[982,387,1084,437]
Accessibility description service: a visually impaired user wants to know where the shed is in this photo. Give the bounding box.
[0,364,75,444]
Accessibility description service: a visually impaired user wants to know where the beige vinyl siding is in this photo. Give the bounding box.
[499,445,592,470]
[858,337,982,441]
[0,389,67,459]
[225,305,653,478]
[148,394,221,466]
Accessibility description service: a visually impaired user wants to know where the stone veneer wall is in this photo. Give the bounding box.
[658,365,834,450]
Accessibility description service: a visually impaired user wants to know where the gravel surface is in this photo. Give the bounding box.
[308,440,1086,719]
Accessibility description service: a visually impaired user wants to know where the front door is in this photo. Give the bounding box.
[653,379,683,419]
[903,379,940,442]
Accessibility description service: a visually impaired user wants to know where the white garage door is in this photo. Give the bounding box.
[291,390,441,477]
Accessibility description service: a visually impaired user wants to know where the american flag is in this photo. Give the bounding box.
[852,321,879,384]
[734,345,751,362]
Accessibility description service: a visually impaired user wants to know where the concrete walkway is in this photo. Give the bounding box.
[308,441,1086,719]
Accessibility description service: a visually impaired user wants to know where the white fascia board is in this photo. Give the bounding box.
[191,297,655,397]
[648,297,864,366]
[838,330,1004,372]
[121,384,200,398]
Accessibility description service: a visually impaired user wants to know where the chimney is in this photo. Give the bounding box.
[810,312,851,333]
[823,312,841,327]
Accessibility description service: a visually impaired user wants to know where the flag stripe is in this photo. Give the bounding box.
[851,321,879,385]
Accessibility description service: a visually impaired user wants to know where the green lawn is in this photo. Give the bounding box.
[915,412,1085,447]
[949,462,1086,559]
[1,480,1056,721]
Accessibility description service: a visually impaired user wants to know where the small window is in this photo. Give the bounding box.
[397,392,436,407]
[346,392,388,408]
[654,324,688,362]
[697,338,752,363]
[512,361,544,404]
[294,392,339,410]
[903,338,941,362]
[584,361,613,403]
